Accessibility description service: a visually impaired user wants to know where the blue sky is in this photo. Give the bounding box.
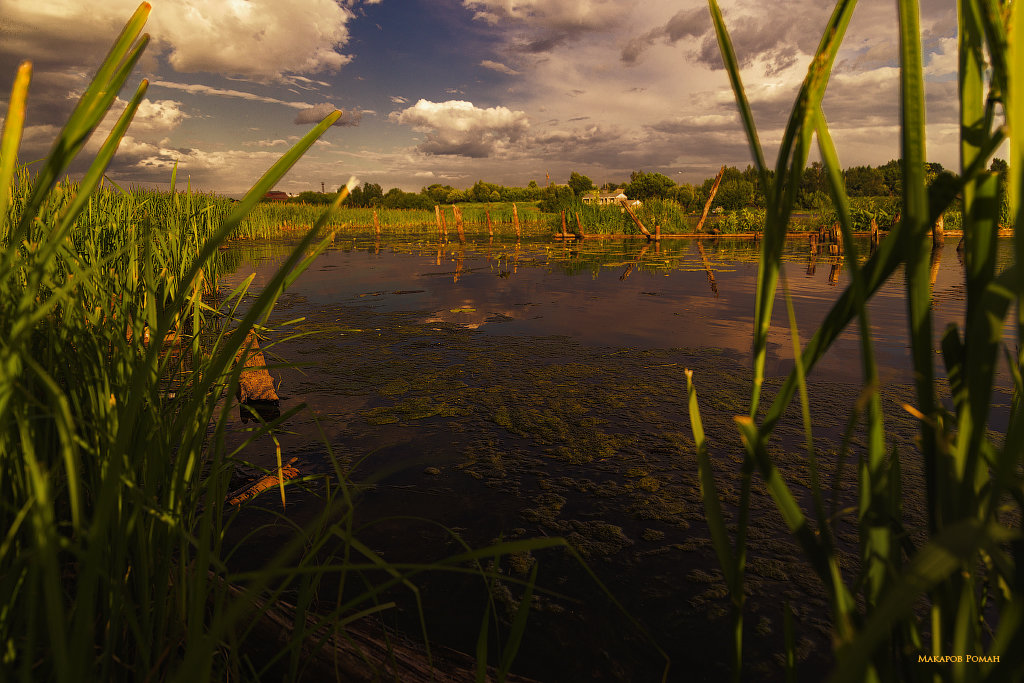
[1,0,963,196]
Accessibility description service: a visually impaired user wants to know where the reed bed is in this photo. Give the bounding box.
[236,201,552,239]
[685,0,1023,680]
[0,6,562,681]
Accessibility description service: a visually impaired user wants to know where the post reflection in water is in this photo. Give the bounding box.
[696,241,719,297]
[619,243,650,281]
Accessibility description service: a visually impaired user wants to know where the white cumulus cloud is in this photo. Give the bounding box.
[391,100,530,158]
[2,0,356,81]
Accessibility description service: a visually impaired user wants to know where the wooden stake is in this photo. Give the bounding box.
[487,208,493,237]
[695,164,726,233]
[932,212,944,247]
[453,204,465,242]
[512,203,521,239]
[575,211,584,239]
[560,210,568,237]
[373,209,380,236]
[435,205,442,237]
[619,199,652,239]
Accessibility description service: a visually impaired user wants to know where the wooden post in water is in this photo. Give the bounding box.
[932,212,944,247]
[655,221,661,241]
[487,208,493,237]
[694,164,726,233]
[453,204,465,243]
[435,205,443,237]
[870,216,879,247]
[441,207,448,238]
[930,239,942,290]
[560,210,568,238]
[373,210,380,237]
[512,203,521,239]
[619,199,652,239]
[575,211,584,239]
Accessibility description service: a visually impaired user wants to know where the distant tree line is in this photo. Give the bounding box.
[275,158,1008,218]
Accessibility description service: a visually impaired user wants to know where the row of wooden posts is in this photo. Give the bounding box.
[367,205,523,242]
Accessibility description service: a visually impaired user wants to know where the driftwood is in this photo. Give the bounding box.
[694,164,726,233]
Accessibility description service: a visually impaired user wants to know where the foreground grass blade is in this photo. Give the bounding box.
[0,62,30,227]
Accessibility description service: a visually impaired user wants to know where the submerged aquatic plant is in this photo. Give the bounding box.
[686,0,1023,680]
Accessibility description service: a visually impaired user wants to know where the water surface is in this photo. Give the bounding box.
[219,235,1013,681]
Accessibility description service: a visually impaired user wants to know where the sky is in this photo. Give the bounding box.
[0,0,962,197]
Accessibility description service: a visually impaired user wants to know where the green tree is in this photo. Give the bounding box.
[878,159,902,196]
[567,171,595,197]
[624,170,675,200]
[844,165,886,196]
[422,183,454,204]
[673,183,695,210]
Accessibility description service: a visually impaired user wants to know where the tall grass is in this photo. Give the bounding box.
[0,5,564,681]
[235,201,552,239]
[686,0,1023,679]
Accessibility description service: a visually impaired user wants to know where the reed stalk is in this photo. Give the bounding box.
[0,6,560,681]
[686,0,1024,679]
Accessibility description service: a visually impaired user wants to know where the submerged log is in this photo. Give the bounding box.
[235,331,279,404]
[226,457,301,507]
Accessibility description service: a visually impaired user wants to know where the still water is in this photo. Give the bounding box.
[220,235,1013,681]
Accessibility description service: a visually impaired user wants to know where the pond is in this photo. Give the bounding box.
[218,234,1014,681]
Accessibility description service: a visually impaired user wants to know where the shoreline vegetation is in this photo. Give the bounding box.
[1,6,566,682]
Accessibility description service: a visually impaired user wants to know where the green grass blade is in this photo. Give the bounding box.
[0,61,31,228]
[498,563,537,680]
[15,10,149,242]
[707,0,769,196]
[831,521,1017,683]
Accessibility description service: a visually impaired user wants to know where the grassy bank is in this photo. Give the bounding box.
[0,6,558,681]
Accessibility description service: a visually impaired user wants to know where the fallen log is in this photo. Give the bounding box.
[226,457,301,507]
